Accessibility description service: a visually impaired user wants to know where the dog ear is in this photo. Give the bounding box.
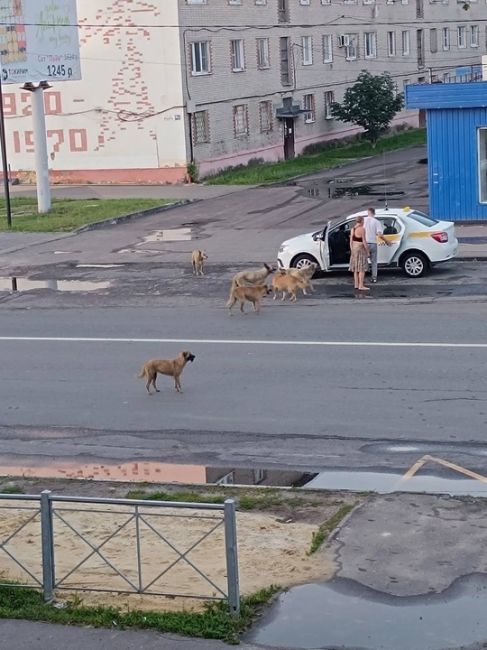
[264,263,271,271]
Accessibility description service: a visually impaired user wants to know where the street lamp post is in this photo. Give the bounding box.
[0,74,12,228]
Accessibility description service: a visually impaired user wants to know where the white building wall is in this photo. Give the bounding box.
[4,0,187,183]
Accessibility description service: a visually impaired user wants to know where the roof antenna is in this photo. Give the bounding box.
[383,151,388,210]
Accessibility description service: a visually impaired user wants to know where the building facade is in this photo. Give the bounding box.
[2,0,486,183]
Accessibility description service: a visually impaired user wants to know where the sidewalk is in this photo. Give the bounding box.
[0,619,277,650]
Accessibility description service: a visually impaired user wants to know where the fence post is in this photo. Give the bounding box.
[224,498,240,615]
[40,490,54,602]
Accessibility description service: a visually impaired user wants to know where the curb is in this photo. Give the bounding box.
[456,255,487,262]
[73,199,195,234]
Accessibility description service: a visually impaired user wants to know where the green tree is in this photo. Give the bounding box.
[330,71,404,145]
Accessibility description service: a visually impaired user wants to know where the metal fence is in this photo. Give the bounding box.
[0,491,240,614]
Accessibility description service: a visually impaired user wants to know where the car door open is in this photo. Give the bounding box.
[377,217,404,265]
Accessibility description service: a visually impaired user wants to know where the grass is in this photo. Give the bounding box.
[126,487,306,511]
[307,503,357,555]
[0,485,24,494]
[206,128,426,185]
[0,198,173,232]
[0,582,280,643]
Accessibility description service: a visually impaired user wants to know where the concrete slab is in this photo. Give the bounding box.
[331,493,487,597]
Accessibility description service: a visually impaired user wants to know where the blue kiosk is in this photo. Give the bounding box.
[406,80,487,221]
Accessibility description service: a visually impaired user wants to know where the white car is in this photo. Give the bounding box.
[277,207,458,278]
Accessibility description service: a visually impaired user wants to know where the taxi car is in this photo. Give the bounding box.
[277,207,458,278]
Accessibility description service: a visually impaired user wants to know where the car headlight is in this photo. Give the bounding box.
[278,244,288,253]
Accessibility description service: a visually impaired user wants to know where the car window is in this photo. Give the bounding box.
[407,211,439,227]
[379,218,399,235]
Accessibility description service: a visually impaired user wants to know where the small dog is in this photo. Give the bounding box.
[230,263,275,290]
[192,250,208,276]
[272,270,307,302]
[288,263,317,295]
[227,284,271,314]
[138,351,195,394]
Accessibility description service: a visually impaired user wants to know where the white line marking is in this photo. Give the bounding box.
[0,336,486,349]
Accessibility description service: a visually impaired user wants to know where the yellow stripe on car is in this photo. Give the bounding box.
[409,231,437,239]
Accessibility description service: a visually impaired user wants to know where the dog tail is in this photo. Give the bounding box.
[137,365,147,379]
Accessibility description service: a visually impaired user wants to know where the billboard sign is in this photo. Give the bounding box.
[0,0,81,84]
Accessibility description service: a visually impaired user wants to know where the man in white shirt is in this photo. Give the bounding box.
[364,207,390,283]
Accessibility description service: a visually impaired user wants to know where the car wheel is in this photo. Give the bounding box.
[291,253,319,271]
[401,251,429,278]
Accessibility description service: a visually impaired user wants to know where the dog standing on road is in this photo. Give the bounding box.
[192,250,208,276]
[288,263,317,295]
[272,270,307,302]
[138,351,195,394]
[230,263,275,290]
[227,284,271,314]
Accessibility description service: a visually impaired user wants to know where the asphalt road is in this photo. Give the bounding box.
[1,299,487,474]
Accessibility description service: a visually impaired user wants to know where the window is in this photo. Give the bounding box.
[230,39,245,71]
[408,210,438,227]
[322,34,333,62]
[302,36,313,65]
[278,0,289,22]
[193,111,209,144]
[479,128,487,203]
[255,0,267,4]
[458,26,466,48]
[402,78,411,91]
[321,0,331,4]
[470,25,479,47]
[233,105,248,137]
[430,28,437,53]
[228,0,241,3]
[324,90,334,119]
[300,0,310,4]
[280,36,291,85]
[364,32,377,58]
[442,27,450,50]
[187,0,207,3]
[190,41,210,75]
[345,35,357,61]
[259,101,273,132]
[387,31,396,56]
[303,94,315,123]
[401,30,410,55]
[256,38,270,68]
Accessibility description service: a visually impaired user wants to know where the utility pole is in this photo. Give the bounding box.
[22,82,51,214]
[0,74,12,228]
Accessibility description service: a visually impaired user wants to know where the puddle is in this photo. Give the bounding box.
[305,470,487,496]
[0,458,314,486]
[76,264,122,269]
[330,184,405,199]
[246,574,487,650]
[0,277,111,292]
[140,228,192,243]
[1,455,485,496]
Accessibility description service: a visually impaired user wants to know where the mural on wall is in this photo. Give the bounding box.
[78,0,161,150]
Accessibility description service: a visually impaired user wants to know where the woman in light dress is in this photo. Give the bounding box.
[349,215,370,291]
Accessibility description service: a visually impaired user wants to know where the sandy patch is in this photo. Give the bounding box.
[0,499,334,611]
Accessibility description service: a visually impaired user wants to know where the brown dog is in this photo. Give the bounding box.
[288,263,317,295]
[272,270,307,302]
[227,284,271,314]
[192,250,208,276]
[138,351,195,394]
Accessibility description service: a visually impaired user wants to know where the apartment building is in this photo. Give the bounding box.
[2,0,486,183]
[182,0,487,176]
